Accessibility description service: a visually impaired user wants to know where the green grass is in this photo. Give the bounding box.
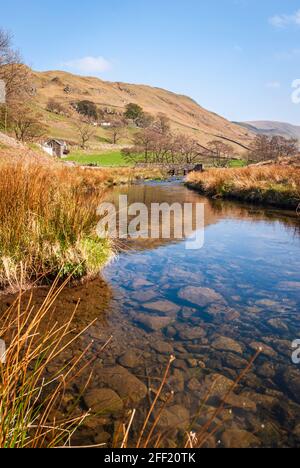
[65,150,132,167]
[229,159,247,168]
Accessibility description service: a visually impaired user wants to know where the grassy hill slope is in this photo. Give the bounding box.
[32,70,253,152]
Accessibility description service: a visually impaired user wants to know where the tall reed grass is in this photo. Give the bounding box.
[186,165,300,209]
[0,277,96,448]
[117,351,260,449]
[0,159,166,292]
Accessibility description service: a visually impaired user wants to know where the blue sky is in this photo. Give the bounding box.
[2,0,300,124]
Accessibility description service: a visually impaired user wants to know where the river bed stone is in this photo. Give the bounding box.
[96,366,147,404]
[84,388,123,415]
[178,286,226,308]
[212,336,243,354]
[143,300,181,315]
[135,313,173,331]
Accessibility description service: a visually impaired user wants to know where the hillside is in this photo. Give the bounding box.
[32,70,253,152]
[0,131,51,163]
[237,121,300,142]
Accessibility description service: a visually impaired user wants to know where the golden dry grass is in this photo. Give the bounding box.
[0,158,165,292]
[186,165,300,209]
[0,160,114,292]
[0,278,96,448]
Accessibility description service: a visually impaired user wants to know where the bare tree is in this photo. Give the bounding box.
[0,29,34,132]
[75,121,96,149]
[206,140,234,166]
[107,119,126,144]
[247,135,298,162]
[153,113,171,135]
[269,136,298,159]
[0,29,12,65]
[9,102,47,142]
[122,129,203,166]
[135,112,155,129]
[171,135,201,164]
[47,98,65,115]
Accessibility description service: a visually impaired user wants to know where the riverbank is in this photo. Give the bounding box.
[0,159,165,293]
[186,165,300,210]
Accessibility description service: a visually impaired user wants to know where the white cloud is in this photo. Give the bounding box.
[62,56,112,75]
[266,81,281,89]
[269,9,300,28]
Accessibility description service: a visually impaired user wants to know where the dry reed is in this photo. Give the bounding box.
[186,165,300,209]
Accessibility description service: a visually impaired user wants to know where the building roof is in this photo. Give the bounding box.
[45,139,67,146]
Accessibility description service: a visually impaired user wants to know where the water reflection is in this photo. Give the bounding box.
[97,181,300,448]
[104,181,300,253]
[3,181,299,448]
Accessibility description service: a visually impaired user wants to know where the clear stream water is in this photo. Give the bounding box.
[5,180,299,448]
[96,180,300,448]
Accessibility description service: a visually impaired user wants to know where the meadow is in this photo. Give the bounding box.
[65,150,131,167]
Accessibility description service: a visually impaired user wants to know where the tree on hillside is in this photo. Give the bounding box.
[153,113,171,135]
[247,135,298,162]
[9,102,47,142]
[135,112,155,129]
[207,140,234,167]
[171,135,201,164]
[46,98,65,115]
[107,119,126,144]
[75,121,96,149]
[124,103,144,122]
[77,100,98,121]
[0,29,34,132]
[123,128,157,164]
[122,128,203,166]
[269,136,298,159]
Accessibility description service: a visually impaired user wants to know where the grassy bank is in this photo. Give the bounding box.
[186,165,300,210]
[0,160,165,292]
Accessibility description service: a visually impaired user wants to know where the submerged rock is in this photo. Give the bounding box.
[135,313,173,331]
[225,394,257,412]
[168,369,185,392]
[131,290,159,302]
[206,304,240,320]
[267,318,289,332]
[222,353,248,370]
[118,349,141,368]
[249,341,277,358]
[143,300,181,315]
[84,388,123,415]
[157,405,190,430]
[178,286,225,308]
[277,281,300,291]
[97,366,147,404]
[212,336,243,354]
[257,362,276,379]
[132,278,153,288]
[221,429,260,448]
[151,341,174,355]
[178,326,206,341]
[203,373,234,400]
[282,368,300,404]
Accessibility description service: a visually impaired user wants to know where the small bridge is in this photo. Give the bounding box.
[135,163,203,176]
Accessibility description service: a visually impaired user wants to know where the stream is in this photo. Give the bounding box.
[4,180,300,448]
